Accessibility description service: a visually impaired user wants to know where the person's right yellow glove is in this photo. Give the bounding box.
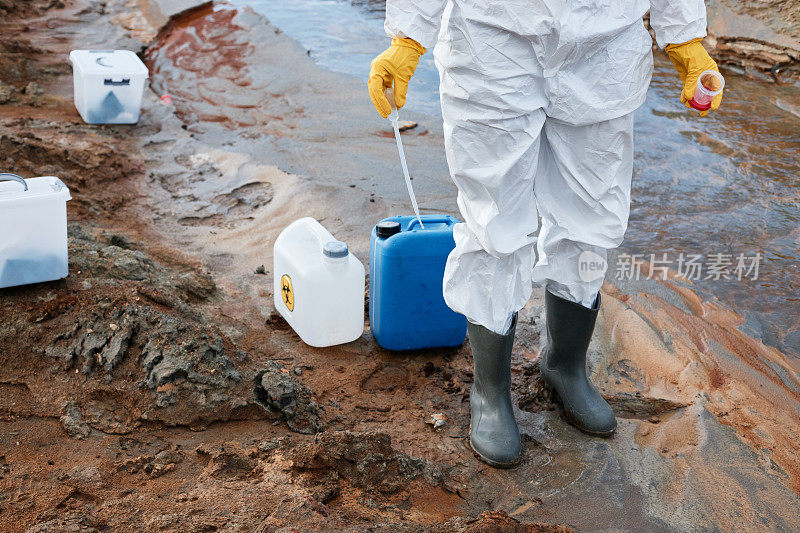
[368,38,426,118]
[665,38,723,117]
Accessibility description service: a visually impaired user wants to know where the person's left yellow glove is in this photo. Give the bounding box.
[368,38,426,118]
[665,38,723,117]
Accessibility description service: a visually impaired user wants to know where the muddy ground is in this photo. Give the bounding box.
[1,1,799,532]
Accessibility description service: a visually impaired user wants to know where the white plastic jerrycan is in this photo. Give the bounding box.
[273,218,365,347]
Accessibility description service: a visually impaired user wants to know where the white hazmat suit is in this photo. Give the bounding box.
[384,0,707,334]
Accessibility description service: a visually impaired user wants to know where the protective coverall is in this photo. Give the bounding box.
[371,0,721,467]
[383,0,707,334]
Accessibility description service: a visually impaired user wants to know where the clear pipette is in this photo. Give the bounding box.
[385,88,424,229]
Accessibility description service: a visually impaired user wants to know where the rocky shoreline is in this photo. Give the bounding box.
[705,0,800,85]
[0,0,799,531]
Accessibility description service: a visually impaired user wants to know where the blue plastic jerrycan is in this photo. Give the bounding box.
[369,215,467,351]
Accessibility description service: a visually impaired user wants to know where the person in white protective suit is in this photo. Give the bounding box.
[368,0,724,467]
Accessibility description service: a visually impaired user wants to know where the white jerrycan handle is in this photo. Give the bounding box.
[305,219,336,252]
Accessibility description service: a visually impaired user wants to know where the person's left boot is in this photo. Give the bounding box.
[540,290,616,437]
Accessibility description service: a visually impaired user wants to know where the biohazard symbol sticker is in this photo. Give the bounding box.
[280,274,294,312]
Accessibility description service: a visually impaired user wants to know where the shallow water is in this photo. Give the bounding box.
[233,0,800,356]
[230,0,442,114]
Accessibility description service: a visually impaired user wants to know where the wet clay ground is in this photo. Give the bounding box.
[1,1,800,532]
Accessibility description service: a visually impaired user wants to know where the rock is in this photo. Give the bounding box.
[142,0,212,31]
[145,514,182,531]
[642,3,800,84]
[100,317,135,374]
[776,98,800,120]
[212,181,273,216]
[427,412,447,429]
[60,402,91,439]
[253,360,323,434]
[68,226,216,303]
[23,81,44,96]
[514,359,554,413]
[102,245,155,281]
[309,470,340,504]
[397,120,417,132]
[44,293,249,430]
[288,431,445,494]
[116,455,151,474]
[256,496,341,532]
[66,464,106,488]
[255,264,266,275]
[0,81,18,104]
[257,436,285,454]
[117,448,184,478]
[176,270,216,299]
[21,81,46,107]
[440,510,575,533]
[195,442,255,480]
[25,512,102,533]
[82,394,142,434]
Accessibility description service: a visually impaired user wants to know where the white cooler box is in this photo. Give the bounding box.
[69,50,149,124]
[0,174,72,289]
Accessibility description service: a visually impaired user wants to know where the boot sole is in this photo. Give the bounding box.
[542,373,616,438]
[467,425,521,469]
[562,409,616,438]
[469,437,520,469]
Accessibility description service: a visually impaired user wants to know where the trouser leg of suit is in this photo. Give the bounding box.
[531,115,634,306]
[437,48,634,334]
[435,14,548,335]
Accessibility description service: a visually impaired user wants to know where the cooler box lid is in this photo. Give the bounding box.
[69,50,149,77]
[0,175,72,205]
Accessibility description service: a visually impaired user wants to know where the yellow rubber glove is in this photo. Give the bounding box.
[665,38,723,117]
[368,38,426,118]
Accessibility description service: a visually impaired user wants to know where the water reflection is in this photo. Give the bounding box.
[234,0,800,355]
[633,57,800,354]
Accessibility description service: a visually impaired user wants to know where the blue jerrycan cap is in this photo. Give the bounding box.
[376,220,401,239]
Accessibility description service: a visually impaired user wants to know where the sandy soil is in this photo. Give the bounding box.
[1,1,799,532]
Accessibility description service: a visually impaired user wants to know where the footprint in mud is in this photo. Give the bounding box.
[634,403,702,458]
[178,214,226,227]
[522,446,589,496]
[360,363,409,392]
[212,181,273,216]
[177,182,273,227]
[605,393,689,420]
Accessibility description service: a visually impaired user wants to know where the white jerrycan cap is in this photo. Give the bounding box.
[323,241,349,259]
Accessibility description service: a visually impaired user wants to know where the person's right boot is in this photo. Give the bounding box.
[468,315,521,468]
[540,290,617,437]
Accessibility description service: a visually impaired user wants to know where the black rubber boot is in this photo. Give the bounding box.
[468,314,521,468]
[540,290,616,436]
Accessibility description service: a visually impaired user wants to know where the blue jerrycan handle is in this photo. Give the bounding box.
[407,216,453,231]
[0,173,28,191]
